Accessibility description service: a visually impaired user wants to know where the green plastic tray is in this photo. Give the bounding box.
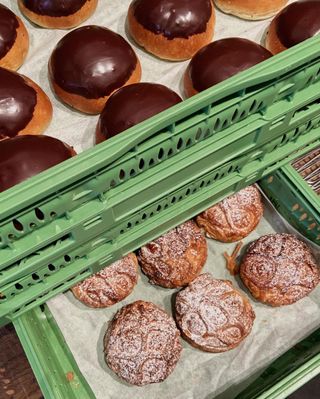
[1,36,320,326]
[13,304,320,399]
[260,155,320,245]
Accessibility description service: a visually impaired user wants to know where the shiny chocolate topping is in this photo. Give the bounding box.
[275,0,320,48]
[21,0,87,17]
[0,67,37,139]
[0,4,19,60]
[187,38,272,93]
[131,0,212,40]
[0,135,73,192]
[49,26,138,99]
[98,83,182,139]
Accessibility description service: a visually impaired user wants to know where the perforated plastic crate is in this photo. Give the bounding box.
[1,36,320,327]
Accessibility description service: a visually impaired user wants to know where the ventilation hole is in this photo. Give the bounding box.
[177,138,183,150]
[150,212,154,217]
[214,118,220,130]
[186,138,192,147]
[110,179,116,188]
[48,264,56,271]
[249,100,257,113]
[157,205,162,212]
[158,148,164,160]
[64,255,71,263]
[257,102,263,110]
[50,211,57,218]
[130,169,135,177]
[135,220,139,226]
[220,173,225,179]
[120,229,125,234]
[171,197,176,204]
[15,283,23,290]
[222,120,228,129]
[281,135,287,144]
[142,213,147,220]
[206,180,211,186]
[139,159,145,170]
[29,223,36,229]
[203,129,210,138]
[186,188,191,195]
[13,219,23,232]
[44,274,49,278]
[307,76,313,85]
[119,169,125,180]
[213,174,219,181]
[232,109,239,122]
[240,110,246,118]
[228,165,233,173]
[8,234,15,240]
[192,188,197,193]
[35,207,45,220]
[75,256,80,260]
[164,204,169,209]
[195,129,202,141]
[316,68,320,78]
[149,158,155,166]
[127,222,132,229]
[200,181,205,188]
[167,148,174,157]
[306,121,312,131]
[178,196,183,202]
[32,273,40,281]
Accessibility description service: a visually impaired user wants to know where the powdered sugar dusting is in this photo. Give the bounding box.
[175,273,255,352]
[197,185,263,241]
[72,253,138,308]
[138,221,207,288]
[240,234,320,306]
[104,301,182,386]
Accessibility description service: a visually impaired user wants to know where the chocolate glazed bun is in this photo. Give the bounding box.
[266,0,320,55]
[49,26,141,114]
[0,67,52,140]
[214,0,288,20]
[128,0,215,60]
[18,0,98,29]
[184,38,272,97]
[0,4,29,71]
[0,135,75,193]
[96,83,182,143]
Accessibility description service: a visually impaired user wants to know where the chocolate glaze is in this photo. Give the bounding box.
[98,83,182,139]
[275,0,320,48]
[22,0,87,17]
[131,0,212,40]
[0,135,73,192]
[0,67,37,139]
[187,38,272,93]
[0,4,19,60]
[49,26,138,99]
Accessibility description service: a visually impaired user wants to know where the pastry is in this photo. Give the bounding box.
[104,300,182,385]
[127,0,215,60]
[72,253,139,308]
[49,25,141,114]
[240,234,320,306]
[138,221,207,288]
[196,186,264,242]
[175,273,255,352]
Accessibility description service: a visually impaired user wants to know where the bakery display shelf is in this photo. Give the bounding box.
[260,158,320,246]
[13,304,320,399]
[1,36,320,326]
[1,123,319,326]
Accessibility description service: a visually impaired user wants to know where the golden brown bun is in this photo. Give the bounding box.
[49,60,141,115]
[240,234,320,307]
[214,0,288,20]
[72,253,139,308]
[196,186,263,242]
[12,75,53,138]
[0,15,29,71]
[265,16,287,54]
[127,5,215,61]
[175,273,255,352]
[18,0,98,29]
[138,221,207,288]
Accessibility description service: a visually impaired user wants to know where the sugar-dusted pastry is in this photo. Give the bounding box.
[196,186,263,242]
[104,300,182,385]
[175,273,255,352]
[72,253,139,308]
[138,221,207,288]
[240,234,320,306]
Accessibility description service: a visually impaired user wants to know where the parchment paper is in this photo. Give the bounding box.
[3,0,296,154]
[47,199,320,399]
[4,0,318,397]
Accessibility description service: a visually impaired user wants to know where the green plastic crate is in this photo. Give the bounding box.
[260,153,320,245]
[1,37,320,326]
